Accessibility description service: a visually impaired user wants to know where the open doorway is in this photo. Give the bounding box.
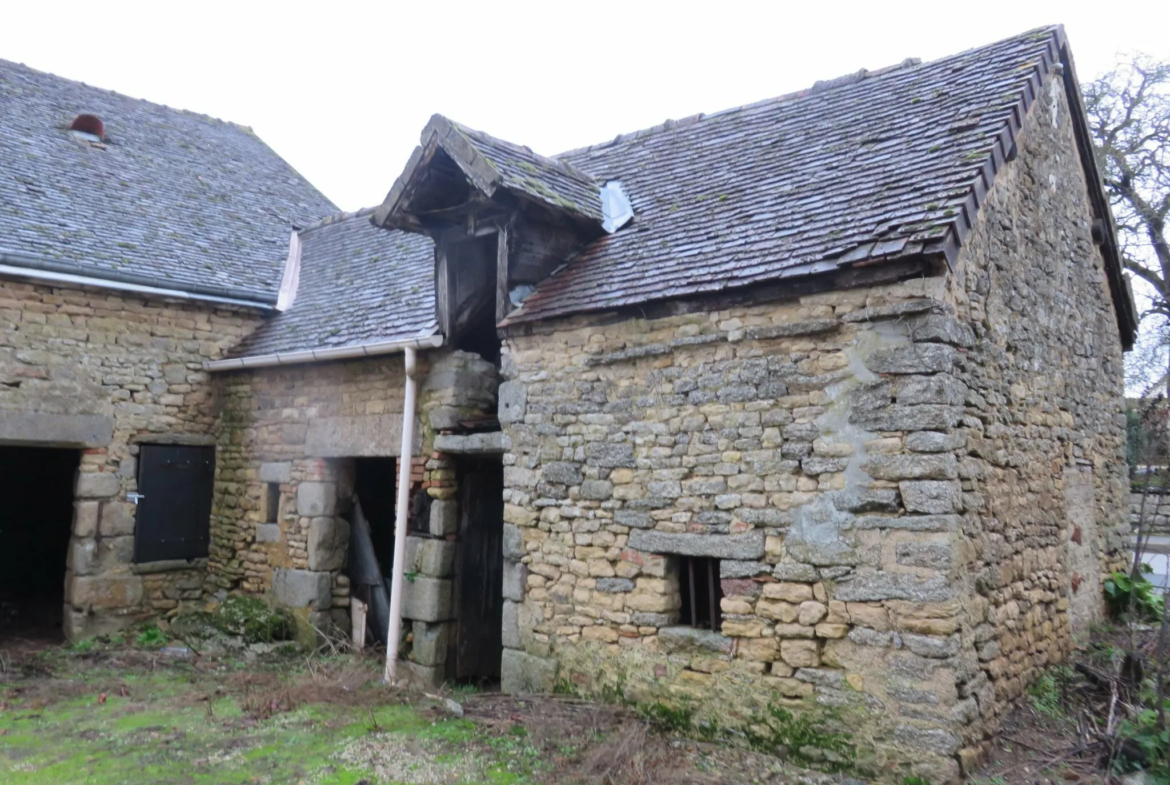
[353,457,397,576]
[454,457,504,683]
[0,446,79,644]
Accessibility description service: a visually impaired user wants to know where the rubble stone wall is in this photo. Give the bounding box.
[210,349,498,643]
[496,73,1128,782]
[1130,491,1170,534]
[949,72,1130,767]
[499,276,975,780]
[0,278,260,639]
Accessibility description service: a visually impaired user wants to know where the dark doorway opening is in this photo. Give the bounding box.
[445,233,502,366]
[0,446,79,644]
[454,457,504,683]
[353,457,397,577]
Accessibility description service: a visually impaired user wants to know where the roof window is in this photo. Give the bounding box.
[69,114,104,143]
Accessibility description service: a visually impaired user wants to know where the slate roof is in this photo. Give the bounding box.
[230,210,437,358]
[497,26,1122,329]
[0,59,336,302]
[449,120,602,223]
[377,115,602,230]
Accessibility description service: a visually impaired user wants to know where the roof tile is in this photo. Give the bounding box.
[0,59,336,301]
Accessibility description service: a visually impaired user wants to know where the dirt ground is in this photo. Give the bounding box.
[0,639,846,785]
[973,624,1162,785]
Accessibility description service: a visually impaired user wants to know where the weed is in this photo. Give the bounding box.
[449,682,480,697]
[640,702,693,734]
[904,777,932,785]
[745,704,855,772]
[136,623,166,648]
[1027,666,1074,719]
[67,637,98,653]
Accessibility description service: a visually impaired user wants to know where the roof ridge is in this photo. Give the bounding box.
[0,58,257,133]
[298,206,379,234]
[554,24,1062,160]
[448,119,598,183]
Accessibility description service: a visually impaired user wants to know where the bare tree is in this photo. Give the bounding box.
[1085,57,1170,394]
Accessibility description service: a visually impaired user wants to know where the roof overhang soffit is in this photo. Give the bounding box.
[373,117,504,234]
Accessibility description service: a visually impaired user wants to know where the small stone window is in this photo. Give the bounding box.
[265,483,281,524]
[678,556,723,632]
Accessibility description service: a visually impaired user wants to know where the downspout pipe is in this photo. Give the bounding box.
[385,345,420,683]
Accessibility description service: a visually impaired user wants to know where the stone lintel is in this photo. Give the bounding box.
[305,415,418,457]
[0,412,114,448]
[259,462,292,483]
[627,529,765,560]
[433,431,509,455]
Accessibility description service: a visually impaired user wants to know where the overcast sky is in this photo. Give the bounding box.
[4,0,1168,212]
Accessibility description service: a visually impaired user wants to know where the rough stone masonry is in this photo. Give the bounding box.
[494,72,1130,782]
[0,277,261,639]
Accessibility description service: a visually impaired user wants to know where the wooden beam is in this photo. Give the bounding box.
[435,244,452,338]
[496,225,510,325]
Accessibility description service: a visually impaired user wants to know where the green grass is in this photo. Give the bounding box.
[0,662,490,785]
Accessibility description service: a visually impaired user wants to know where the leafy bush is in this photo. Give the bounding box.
[1116,704,1170,783]
[1104,567,1164,622]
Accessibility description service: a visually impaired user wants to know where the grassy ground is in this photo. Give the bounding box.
[0,641,839,785]
[0,648,491,785]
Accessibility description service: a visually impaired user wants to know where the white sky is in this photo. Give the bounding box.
[4,0,1168,212]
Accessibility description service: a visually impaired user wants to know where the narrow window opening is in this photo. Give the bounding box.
[265,482,281,524]
[678,556,723,632]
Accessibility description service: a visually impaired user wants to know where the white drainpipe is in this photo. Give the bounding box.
[385,345,420,683]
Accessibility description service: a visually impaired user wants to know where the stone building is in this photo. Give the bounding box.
[0,59,335,639]
[0,24,1139,782]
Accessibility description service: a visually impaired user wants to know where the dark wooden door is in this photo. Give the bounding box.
[455,459,504,681]
[134,445,215,563]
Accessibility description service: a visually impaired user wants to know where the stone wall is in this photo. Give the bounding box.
[948,71,1130,766]
[495,73,1128,782]
[210,349,498,645]
[498,277,976,780]
[1130,491,1170,535]
[0,278,261,638]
